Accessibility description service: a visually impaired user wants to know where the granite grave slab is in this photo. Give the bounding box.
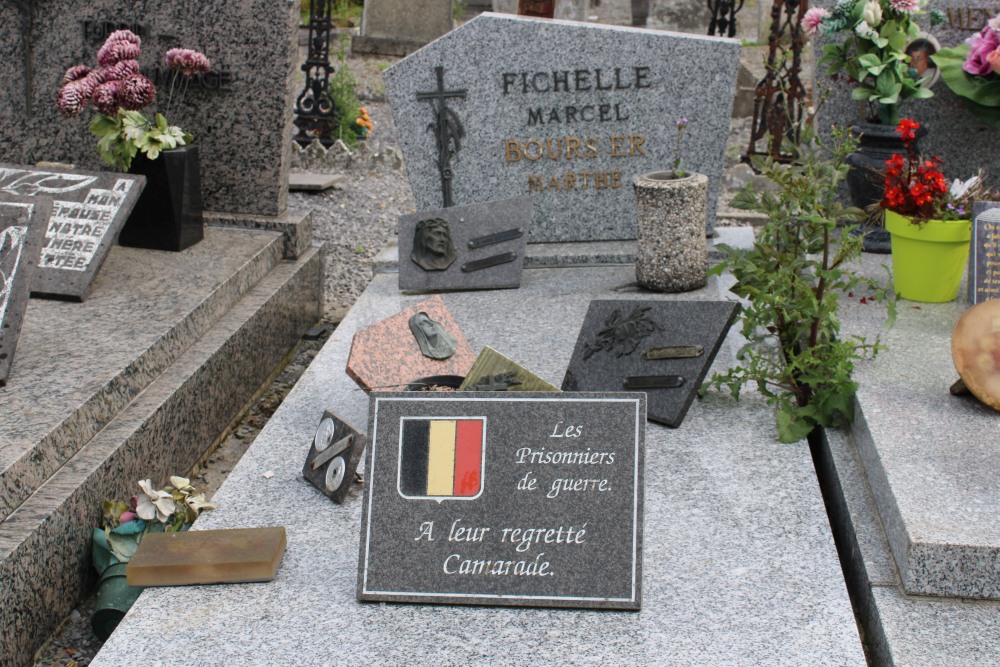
[0,197,50,386]
[357,392,645,609]
[302,410,367,504]
[0,0,297,218]
[398,197,532,292]
[562,299,740,426]
[0,164,144,300]
[346,294,477,392]
[353,0,454,56]
[458,345,561,391]
[384,13,740,240]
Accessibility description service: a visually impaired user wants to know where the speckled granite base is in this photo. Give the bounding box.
[205,209,313,260]
[633,172,709,292]
[837,253,1000,601]
[0,228,284,521]
[92,265,863,667]
[0,243,322,667]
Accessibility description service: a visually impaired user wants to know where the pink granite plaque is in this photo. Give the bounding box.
[346,295,476,392]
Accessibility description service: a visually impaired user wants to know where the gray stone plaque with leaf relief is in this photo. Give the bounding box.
[358,392,645,610]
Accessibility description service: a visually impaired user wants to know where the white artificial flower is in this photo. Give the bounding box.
[136,479,176,523]
[950,176,980,199]
[861,0,883,26]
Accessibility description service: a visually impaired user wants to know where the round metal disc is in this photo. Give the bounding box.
[952,299,1000,411]
[325,456,346,492]
[314,417,336,452]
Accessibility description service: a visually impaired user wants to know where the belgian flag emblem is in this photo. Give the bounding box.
[399,418,485,499]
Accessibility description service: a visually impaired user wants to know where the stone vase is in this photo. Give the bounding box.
[633,171,708,292]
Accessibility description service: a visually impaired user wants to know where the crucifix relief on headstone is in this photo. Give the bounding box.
[416,66,467,208]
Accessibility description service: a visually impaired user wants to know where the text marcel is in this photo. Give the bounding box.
[501,67,652,128]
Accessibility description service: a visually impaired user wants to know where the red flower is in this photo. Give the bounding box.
[896,118,920,143]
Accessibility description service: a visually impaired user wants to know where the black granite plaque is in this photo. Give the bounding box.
[0,164,145,301]
[398,197,532,292]
[0,197,50,385]
[561,300,740,427]
[302,411,366,504]
[968,204,1000,306]
[358,392,645,610]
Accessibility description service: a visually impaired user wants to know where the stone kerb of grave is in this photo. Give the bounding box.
[384,13,740,241]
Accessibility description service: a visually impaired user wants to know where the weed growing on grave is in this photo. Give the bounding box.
[705,124,895,442]
[327,35,372,148]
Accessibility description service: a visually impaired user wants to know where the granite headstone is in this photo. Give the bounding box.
[491,0,587,21]
[346,295,478,392]
[398,197,532,292]
[562,299,740,426]
[357,392,645,609]
[384,13,740,240]
[0,0,297,218]
[968,204,1000,305]
[0,197,50,386]
[302,411,367,504]
[0,165,144,300]
[353,0,454,56]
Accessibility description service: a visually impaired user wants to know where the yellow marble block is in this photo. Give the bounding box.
[126,527,286,587]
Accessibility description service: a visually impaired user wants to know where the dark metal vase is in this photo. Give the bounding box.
[121,145,204,252]
[846,122,926,254]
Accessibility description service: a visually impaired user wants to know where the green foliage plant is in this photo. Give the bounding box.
[705,124,895,442]
[328,35,364,148]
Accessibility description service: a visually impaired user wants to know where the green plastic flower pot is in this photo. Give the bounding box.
[91,562,144,641]
[885,210,972,303]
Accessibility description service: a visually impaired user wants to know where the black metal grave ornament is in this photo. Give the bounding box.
[416,66,467,208]
[302,411,366,504]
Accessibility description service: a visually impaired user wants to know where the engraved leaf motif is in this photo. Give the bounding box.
[583,306,661,360]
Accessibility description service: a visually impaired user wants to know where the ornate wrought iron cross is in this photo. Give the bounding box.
[11,0,35,115]
[744,0,808,163]
[416,66,467,208]
[293,0,338,147]
[707,0,745,37]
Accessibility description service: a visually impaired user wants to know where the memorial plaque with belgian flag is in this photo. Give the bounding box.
[358,392,645,610]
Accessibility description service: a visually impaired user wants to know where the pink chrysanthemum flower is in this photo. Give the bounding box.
[97,33,142,68]
[165,48,211,76]
[62,65,91,86]
[56,83,88,117]
[93,80,121,116]
[118,74,156,110]
[75,70,105,99]
[802,7,831,36]
[105,59,140,82]
[889,0,921,13]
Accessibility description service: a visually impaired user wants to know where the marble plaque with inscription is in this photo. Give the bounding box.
[968,204,1000,305]
[0,165,145,301]
[398,197,532,292]
[0,197,50,385]
[384,13,740,240]
[358,392,645,609]
[562,299,740,426]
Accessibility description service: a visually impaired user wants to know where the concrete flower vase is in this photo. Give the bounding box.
[633,171,708,292]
